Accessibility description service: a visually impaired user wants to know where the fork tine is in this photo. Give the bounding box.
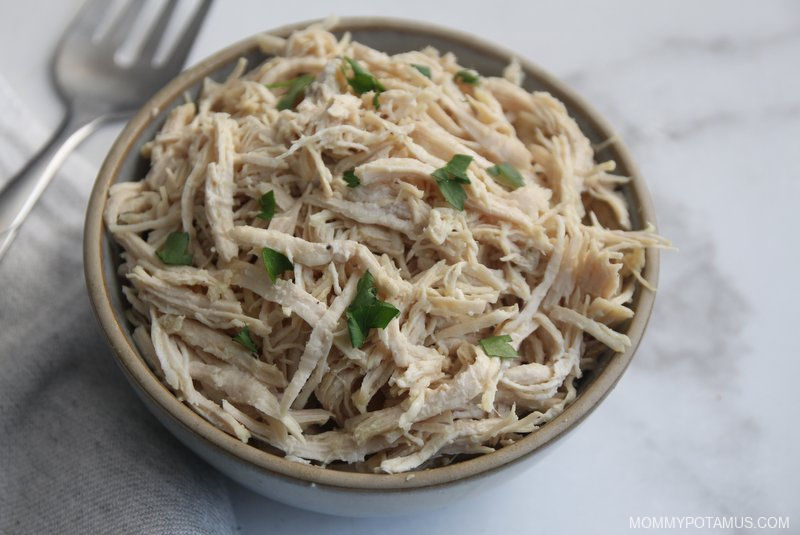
[100,0,145,49]
[161,0,213,69]
[68,0,111,35]
[138,0,179,62]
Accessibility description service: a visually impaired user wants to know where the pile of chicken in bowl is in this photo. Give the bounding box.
[102,20,667,475]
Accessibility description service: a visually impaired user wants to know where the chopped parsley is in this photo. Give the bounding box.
[257,190,277,221]
[343,57,385,109]
[435,154,472,181]
[345,271,400,349]
[479,335,518,359]
[431,154,473,210]
[454,69,480,85]
[156,232,193,266]
[487,162,524,190]
[411,64,431,79]
[343,168,360,188]
[434,178,469,211]
[232,326,258,354]
[267,74,315,111]
[261,247,294,284]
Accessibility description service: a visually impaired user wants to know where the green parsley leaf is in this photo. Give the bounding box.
[261,247,294,284]
[411,64,431,79]
[487,162,525,190]
[257,190,277,221]
[345,270,400,348]
[443,154,473,182]
[232,326,258,354]
[346,315,367,349]
[434,175,469,211]
[265,80,293,89]
[370,301,402,329]
[156,232,193,266]
[343,169,360,188]
[479,335,518,359]
[344,57,386,97]
[269,74,315,111]
[431,154,474,210]
[454,69,480,85]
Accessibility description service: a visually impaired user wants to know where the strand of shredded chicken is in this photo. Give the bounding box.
[105,20,670,474]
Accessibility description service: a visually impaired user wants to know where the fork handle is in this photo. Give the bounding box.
[0,105,106,261]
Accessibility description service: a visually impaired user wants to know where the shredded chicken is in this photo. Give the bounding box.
[105,20,669,473]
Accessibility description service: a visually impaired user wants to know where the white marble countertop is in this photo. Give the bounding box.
[2,1,797,532]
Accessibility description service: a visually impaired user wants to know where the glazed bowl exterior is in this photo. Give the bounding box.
[84,17,659,517]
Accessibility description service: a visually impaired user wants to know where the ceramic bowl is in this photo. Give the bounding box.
[84,17,659,517]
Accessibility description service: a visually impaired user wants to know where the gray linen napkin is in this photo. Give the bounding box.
[0,76,236,535]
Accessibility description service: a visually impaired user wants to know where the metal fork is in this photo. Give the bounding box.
[0,0,212,261]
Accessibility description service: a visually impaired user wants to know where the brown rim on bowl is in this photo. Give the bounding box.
[84,17,659,491]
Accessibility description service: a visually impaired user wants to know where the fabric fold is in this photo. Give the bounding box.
[0,75,236,535]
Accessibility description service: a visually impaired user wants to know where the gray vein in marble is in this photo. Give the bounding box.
[619,410,739,516]
[662,103,800,141]
[638,197,751,390]
[661,112,741,141]
[624,194,765,514]
[570,90,800,152]
[658,26,800,57]
[563,25,800,86]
